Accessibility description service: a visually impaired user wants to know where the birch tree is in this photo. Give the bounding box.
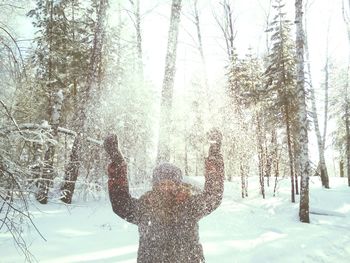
[157,0,182,163]
[295,0,310,223]
[126,0,143,76]
[213,0,236,63]
[342,0,350,186]
[192,0,210,104]
[304,1,330,188]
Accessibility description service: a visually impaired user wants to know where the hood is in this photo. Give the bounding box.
[141,182,194,224]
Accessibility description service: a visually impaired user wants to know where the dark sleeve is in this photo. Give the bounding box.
[108,162,140,225]
[185,155,225,220]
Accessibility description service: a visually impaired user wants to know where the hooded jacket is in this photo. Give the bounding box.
[108,156,224,263]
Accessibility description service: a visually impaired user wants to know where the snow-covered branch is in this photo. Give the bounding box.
[0,123,103,146]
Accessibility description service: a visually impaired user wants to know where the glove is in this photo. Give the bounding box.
[207,128,222,158]
[104,134,124,166]
[104,134,127,186]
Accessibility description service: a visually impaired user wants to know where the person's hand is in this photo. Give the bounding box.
[207,128,222,158]
[104,134,124,165]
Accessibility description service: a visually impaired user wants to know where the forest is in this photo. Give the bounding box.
[1,0,350,262]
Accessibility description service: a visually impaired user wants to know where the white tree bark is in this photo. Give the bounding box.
[193,0,211,111]
[213,0,236,62]
[342,0,350,187]
[128,0,143,76]
[304,5,329,188]
[157,0,182,163]
[295,0,310,223]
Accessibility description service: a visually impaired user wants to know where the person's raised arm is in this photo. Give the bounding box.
[104,134,140,225]
[186,128,225,220]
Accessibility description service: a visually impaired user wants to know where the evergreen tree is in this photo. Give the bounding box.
[28,0,73,203]
[60,0,108,204]
[330,65,350,184]
[264,0,298,202]
[226,51,263,197]
[26,0,102,203]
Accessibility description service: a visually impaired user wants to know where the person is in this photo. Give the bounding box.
[104,129,224,263]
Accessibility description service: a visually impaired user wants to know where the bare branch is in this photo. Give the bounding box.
[0,25,27,79]
[0,100,22,135]
[0,4,25,9]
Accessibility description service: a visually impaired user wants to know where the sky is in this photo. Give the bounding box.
[138,0,349,91]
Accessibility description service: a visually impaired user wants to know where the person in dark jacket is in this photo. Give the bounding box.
[104,129,224,263]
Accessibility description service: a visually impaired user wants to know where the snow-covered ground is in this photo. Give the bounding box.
[1,176,350,263]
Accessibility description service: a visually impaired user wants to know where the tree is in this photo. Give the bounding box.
[127,0,143,76]
[0,101,48,261]
[26,0,96,203]
[60,0,108,204]
[192,0,210,111]
[157,0,182,163]
[226,51,263,197]
[295,0,310,223]
[264,0,298,203]
[28,0,72,203]
[187,99,205,177]
[330,65,350,184]
[213,0,236,63]
[304,0,330,188]
[342,0,350,186]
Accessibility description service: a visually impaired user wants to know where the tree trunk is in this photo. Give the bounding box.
[240,163,246,198]
[128,0,143,76]
[193,0,211,112]
[265,142,271,187]
[60,135,81,204]
[293,138,300,195]
[342,0,350,187]
[35,0,54,204]
[116,3,123,88]
[304,1,329,189]
[272,128,279,197]
[256,113,265,198]
[184,131,189,176]
[226,1,235,62]
[241,161,249,197]
[346,102,350,186]
[37,90,64,203]
[60,0,108,204]
[296,0,310,223]
[340,160,344,177]
[135,0,142,72]
[285,106,295,203]
[214,0,236,62]
[157,0,182,163]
